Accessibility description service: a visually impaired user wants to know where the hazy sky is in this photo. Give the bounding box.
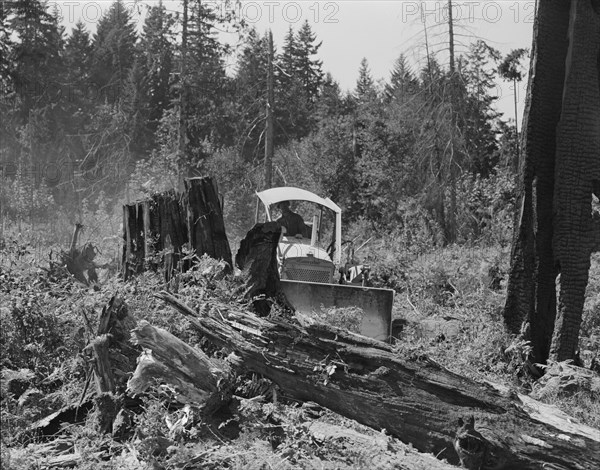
[54,1,534,122]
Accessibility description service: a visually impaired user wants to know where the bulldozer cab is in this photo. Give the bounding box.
[256,187,342,270]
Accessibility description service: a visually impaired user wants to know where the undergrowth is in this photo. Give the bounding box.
[1,232,598,469]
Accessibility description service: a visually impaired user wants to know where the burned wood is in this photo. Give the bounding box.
[185,177,232,270]
[235,222,282,315]
[61,223,100,286]
[155,291,600,469]
[122,177,231,281]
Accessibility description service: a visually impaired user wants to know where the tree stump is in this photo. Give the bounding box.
[235,222,282,316]
[122,177,232,281]
[184,177,232,269]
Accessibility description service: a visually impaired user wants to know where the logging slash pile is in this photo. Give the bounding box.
[1,255,457,470]
[2,202,600,470]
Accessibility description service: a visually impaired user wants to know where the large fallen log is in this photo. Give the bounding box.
[127,321,233,417]
[150,292,600,469]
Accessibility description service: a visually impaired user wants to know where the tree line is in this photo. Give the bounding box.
[0,0,525,245]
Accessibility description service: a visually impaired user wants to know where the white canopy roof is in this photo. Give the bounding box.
[256,187,341,214]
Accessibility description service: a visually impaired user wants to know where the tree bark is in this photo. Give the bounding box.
[84,296,138,433]
[550,0,600,361]
[128,321,233,417]
[122,203,146,279]
[503,1,569,363]
[154,292,600,469]
[122,177,232,280]
[185,177,232,268]
[235,222,282,315]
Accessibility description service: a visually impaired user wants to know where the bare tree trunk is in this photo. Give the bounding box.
[235,221,281,315]
[264,30,274,189]
[185,177,232,269]
[550,0,600,361]
[503,1,570,364]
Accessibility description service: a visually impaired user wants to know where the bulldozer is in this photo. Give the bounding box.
[256,187,394,342]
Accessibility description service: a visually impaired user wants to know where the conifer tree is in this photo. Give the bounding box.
[278,25,297,88]
[315,73,346,119]
[7,0,64,116]
[176,0,233,166]
[234,28,270,161]
[355,58,377,103]
[295,20,323,103]
[275,23,324,141]
[64,21,93,105]
[140,1,175,140]
[91,0,137,103]
[385,54,418,102]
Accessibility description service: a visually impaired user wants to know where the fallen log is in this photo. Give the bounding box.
[127,321,233,416]
[152,291,600,469]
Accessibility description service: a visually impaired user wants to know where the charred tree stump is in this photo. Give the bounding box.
[152,292,600,469]
[123,203,147,279]
[235,222,282,316]
[184,177,232,269]
[155,191,187,282]
[122,177,231,281]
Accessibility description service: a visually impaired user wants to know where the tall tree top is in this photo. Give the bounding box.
[385,53,418,101]
[6,0,64,112]
[92,0,137,96]
[355,58,376,102]
[295,20,323,102]
[279,24,297,81]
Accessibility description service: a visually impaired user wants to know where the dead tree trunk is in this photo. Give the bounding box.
[235,222,282,315]
[185,177,232,269]
[84,296,138,433]
[150,292,600,469]
[122,203,147,278]
[122,177,231,280]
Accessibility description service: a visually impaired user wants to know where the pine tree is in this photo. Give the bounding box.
[7,0,64,115]
[234,28,270,161]
[295,20,323,103]
[278,25,297,88]
[275,23,325,141]
[459,40,503,176]
[315,73,346,119]
[140,1,175,138]
[385,54,418,102]
[64,21,93,104]
[355,58,376,103]
[91,0,137,103]
[176,0,233,166]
